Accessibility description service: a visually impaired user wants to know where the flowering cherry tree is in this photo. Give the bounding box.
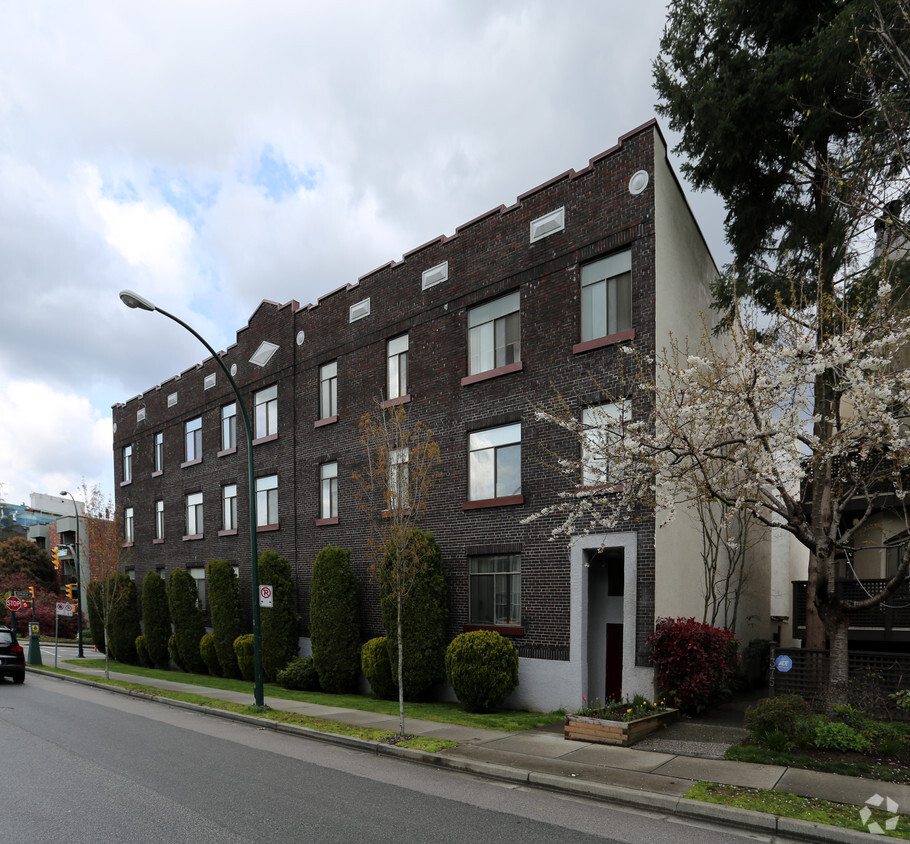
[531,281,910,709]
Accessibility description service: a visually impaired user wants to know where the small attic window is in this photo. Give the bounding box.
[350,298,371,323]
[204,373,216,390]
[529,207,565,243]
[167,393,178,408]
[250,341,279,368]
[137,407,146,422]
[422,261,448,290]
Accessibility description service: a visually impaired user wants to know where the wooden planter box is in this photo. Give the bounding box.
[564,708,679,747]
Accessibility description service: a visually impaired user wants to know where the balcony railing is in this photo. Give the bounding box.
[793,578,910,634]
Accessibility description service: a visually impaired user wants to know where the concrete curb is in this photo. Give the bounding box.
[29,668,876,843]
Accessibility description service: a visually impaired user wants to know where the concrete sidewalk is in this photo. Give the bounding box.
[31,659,904,843]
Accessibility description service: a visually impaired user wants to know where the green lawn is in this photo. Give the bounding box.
[59,658,564,731]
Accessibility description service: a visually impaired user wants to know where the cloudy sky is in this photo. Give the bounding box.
[0,1,728,508]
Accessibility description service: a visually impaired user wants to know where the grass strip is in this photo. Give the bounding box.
[726,744,910,784]
[35,666,455,753]
[686,782,910,838]
[61,658,563,731]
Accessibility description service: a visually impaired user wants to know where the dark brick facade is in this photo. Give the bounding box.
[113,122,697,690]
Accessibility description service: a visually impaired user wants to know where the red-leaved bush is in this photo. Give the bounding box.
[647,617,738,714]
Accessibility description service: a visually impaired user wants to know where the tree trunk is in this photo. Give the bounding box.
[397,592,405,735]
[824,610,850,713]
[805,553,826,649]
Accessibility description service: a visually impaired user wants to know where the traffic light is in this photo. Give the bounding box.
[64,582,77,601]
[27,586,34,598]
[50,548,59,569]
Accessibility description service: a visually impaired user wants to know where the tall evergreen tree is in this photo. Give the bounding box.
[257,550,298,681]
[141,570,171,669]
[106,572,141,664]
[207,559,243,679]
[310,546,361,693]
[166,568,207,674]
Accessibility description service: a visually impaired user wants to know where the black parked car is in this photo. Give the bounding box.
[0,626,25,683]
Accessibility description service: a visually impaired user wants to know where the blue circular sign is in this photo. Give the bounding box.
[775,655,793,673]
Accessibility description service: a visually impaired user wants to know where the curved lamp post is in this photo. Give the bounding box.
[119,290,264,707]
[59,490,84,658]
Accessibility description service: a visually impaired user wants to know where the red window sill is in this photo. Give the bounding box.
[183,534,204,541]
[122,542,134,548]
[181,458,202,468]
[256,524,280,533]
[119,479,132,487]
[253,433,278,446]
[380,394,411,409]
[463,624,525,636]
[381,508,412,518]
[461,361,523,387]
[152,539,165,545]
[151,470,163,478]
[462,495,524,510]
[218,529,238,537]
[574,483,624,495]
[572,328,635,355]
[314,416,338,429]
[217,447,237,458]
[315,517,339,526]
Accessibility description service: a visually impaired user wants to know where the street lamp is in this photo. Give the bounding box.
[119,290,265,707]
[60,490,84,658]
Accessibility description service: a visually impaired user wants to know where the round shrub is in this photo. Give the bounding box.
[277,655,321,691]
[361,637,396,699]
[380,529,447,700]
[745,694,814,745]
[445,630,519,712]
[258,550,299,681]
[234,634,255,682]
[200,632,221,676]
[310,546,361,693]
[814,721,872,753]
[207,559,243,679]
[136,634,152,668]
[141,570,172,669]
[647,617,738,714]
[167,569,207,674]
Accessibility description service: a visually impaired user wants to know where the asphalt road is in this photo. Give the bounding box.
[0,674,778,844]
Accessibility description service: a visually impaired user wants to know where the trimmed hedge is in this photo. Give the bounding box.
[647,617,738,714]
[446,630,519,712]
[166,568,207,674]
[361,637,396,699]
[86,580,106,654]
[310,546,361,693]
[277,655,321,691]
[234,634,255,682]
[207,559,243,679]
[380,528,447,700]
[141,570,171,669]
[200,632,221,676]
[106,572,141,664]
[258,550,298,681]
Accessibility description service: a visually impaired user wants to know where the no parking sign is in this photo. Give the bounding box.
[259,585,273,608]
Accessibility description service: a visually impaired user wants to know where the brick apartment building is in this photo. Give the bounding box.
[113,121,758,711]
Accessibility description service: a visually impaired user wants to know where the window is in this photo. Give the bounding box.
[154,500,164,540]
[122,445,133,483]
[185,491,203,537]
[254,386,278,438]
[468,291,520,375]
[256,474,278,527]
[222,484,237,531]
[185,417,202,462]
[581,401,630,487]
[154,432,163,473]
[221,403,237,451]
[468,423,521,500]
[469,554,521,625]
[581,250,632,342]
[389,447,409,509]
[124,507,134,543]
[387,335,409,399]
[320,462,338,520]
[320,362,337,419]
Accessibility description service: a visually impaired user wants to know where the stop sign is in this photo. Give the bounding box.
[5,595,22,612]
